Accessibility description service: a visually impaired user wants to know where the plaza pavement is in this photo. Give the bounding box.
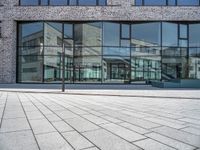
[0,87,200,150]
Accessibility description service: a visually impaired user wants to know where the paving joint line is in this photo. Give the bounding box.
[17,93,41,150]
[23,93,76,150]
[0,92,8,128]
[40,93,145,150]
[28,93,102,150]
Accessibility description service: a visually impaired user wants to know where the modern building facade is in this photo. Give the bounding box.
[0,0,200,85]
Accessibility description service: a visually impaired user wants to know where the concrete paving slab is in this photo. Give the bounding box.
[83,129,141,150]
[36,132,73,150]
[29,119,56,135]
[145,132,196,150]
[65,117,100,133]
[0,130,39,150]
[134,138,176,150]
[0,118,30,133]
[62,131,94,150]
[152,126,200,147]
[0,90,200,150]
[52,121,74,133]
[101,123,146,142]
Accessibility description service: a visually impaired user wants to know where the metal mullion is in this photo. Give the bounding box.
[72,23,75,84]
[101,22,104,84]
[161,22,163,81]
[186,24,189,78]
[42,22,45,83]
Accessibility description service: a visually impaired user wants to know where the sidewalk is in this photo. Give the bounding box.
[0,91,200,150]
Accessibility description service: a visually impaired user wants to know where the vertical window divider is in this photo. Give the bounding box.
[42,22,45,83]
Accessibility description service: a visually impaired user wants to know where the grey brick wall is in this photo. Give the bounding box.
[0,0,200,83]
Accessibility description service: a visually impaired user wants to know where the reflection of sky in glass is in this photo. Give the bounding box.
[103,22,120,46]
[50,0,67,5]
[22,23,43,37]
[168,0,176,5]
[162,23,178,46]
[79,0,96,5]
[21,0,38,5]
[144,0,166,5]
[131,23,161,45]
[189,24,200,47]
[177,0,199,5]
[135,0,143,5]
[103,47,130,56]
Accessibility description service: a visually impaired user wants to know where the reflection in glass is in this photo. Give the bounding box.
[74,56,102,83]
[20,0,38,5]
[50,0,68,5]
[177,0,199,5]
[168,0,176,5]
[121,24,130,39]
[18,47,43,56]
[41,0,48,5]
[189,57,200,79]
[103,22,120,46]
[162,22,178,46]
[103,56,130,83]
[74,22,102,56]
[44,22,63,46]
[131,57,161,81]
[144,0,166,5]
[179,24,187,39]
[18,56,43,82]
[79,0,96,5]
[17,21,200,83]
[189,24,200,47]
[18,22,43,46]
[64,24,73,39]
[131,22,161,47]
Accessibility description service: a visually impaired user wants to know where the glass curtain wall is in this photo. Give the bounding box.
[131,22,161,81]
[20,0,107,6]
[135,0,200,6]
[18,21,200,83]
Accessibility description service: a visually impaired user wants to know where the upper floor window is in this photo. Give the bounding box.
[135,0,200,6]
[20,0,107,6]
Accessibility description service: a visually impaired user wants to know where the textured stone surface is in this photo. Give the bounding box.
[0,91,200,149]
[0,1,200,83]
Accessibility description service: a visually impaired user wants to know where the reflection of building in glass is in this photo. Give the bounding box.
[17,21,200,84]
[189,57,200,79]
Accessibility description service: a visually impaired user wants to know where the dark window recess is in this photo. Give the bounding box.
[20,0,107,6]
[135,0,200,6]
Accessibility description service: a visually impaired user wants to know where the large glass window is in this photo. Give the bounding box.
[103,22,120,47]
[18,22,43,47]
[20,0,107,6]
[50,0,68,5]
[79,0,96,5]
[44,22,62,47]
[131,22,161,46]
[17,21,200,83]
[144,0,166,5]
[135,0,200,6]
[20,0,38,5]
[177,0,199,5]
[162,22,178,47]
